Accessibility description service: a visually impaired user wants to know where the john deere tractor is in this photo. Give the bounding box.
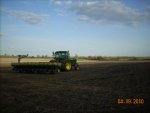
[11,51,79,73]
[51,51,79,71]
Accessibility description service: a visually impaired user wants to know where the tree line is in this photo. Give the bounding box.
[1,53,150,61]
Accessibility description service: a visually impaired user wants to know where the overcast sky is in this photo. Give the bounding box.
[0,0,150,56]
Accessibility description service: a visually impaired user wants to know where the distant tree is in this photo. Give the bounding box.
[37,55,41,58]
[97,56,104,60]
[4,53,7,57]
[11,54,15,57]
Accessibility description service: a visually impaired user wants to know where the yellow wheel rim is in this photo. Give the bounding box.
[66,63,71,71]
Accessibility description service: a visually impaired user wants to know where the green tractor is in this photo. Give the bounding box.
[11,51,79,73]
[51,51,79,71]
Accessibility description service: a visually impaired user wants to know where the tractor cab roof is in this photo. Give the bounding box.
[55,51,69,53]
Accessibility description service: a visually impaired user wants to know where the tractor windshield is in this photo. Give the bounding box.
[55,51,69,59]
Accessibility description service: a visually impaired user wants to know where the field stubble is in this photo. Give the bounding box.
[0,58,150,113]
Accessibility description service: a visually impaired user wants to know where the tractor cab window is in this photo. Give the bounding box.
[55,52,68,58]
[55,53,60,58]
[61,52,67,57]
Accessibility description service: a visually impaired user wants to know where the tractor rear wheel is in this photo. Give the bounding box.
[65,62,72,71]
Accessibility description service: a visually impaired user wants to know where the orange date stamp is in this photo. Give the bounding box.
[118,98,144,105]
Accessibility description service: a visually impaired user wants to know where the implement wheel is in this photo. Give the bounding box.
[65,62,72,71]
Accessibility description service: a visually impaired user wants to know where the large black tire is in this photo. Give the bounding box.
[64,62,72,71]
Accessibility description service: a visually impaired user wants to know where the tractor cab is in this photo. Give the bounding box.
[54,51,70,62]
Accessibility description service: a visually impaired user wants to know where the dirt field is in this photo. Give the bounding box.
[0,58,150,113]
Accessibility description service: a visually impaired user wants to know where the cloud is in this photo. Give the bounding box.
[64,0,72,5]
[51,0,150,26]
[1,8,49,25]
[0,33,4,38]
[49,0,72,5]
[54,8,66,16]
[0,33,8,39]
[53,0,63,5]
[71,1,150,25]
[57,13,65,16]
[21,0,31,4]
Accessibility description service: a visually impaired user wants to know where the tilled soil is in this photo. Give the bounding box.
[0,61,150,113]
